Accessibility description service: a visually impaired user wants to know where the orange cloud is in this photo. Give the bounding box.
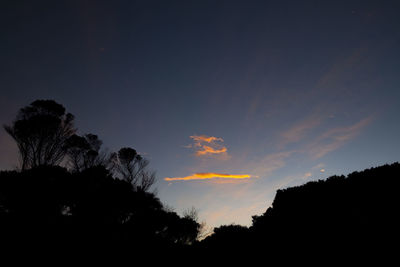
[187,134,229,158]
[164,172,252,181]
[190,135,224,143]
[196,145,227,156]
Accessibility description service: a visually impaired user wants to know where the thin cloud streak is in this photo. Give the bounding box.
[308,116,374,159]
[280,115,323,147]
[190,135,224,143]
[249,151,295,178]
[196,146,227,156]
[164,173,252,181]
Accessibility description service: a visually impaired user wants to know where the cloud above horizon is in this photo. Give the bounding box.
[196,145,227,156]
[187,135,229,159]
[164,172,252,181]
[190,135,224,144]
[280,115,323,147]
[277,114,374,161]
[308,116,373,159]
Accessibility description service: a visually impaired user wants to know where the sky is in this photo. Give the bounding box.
[1,0,400,228]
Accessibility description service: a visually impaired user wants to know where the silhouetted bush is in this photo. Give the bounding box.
[0,165,200,253]
[200,163,400,261]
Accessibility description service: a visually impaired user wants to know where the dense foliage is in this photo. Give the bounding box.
[0,165,200,254]
[199,163,400,260]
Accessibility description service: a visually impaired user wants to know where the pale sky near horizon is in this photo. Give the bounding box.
[1,0,400,228]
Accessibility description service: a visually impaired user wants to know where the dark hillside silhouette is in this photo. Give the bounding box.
[0,165,200,254]
[200,163,400,260]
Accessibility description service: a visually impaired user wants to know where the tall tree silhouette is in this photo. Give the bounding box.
[4,100,75,170]
[64,133,110,172]
[111,147,155,192]
[0,100,204,257]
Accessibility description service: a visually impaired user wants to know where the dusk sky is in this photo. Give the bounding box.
[1,0,400,228]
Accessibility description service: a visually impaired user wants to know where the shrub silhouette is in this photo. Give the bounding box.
[200,163,400,260]
[0,165,200,253]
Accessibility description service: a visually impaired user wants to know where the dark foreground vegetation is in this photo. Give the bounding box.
[200,163,400,260]
[1,100,398,261]
[0,100,201,259]
[1,162,398,261]
[0,166,200,255]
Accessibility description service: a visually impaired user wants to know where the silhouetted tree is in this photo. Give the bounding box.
[182,206,211,241]
[110,147,155,192]
[4,100,75,170]
[64,133,110,172]
[0,100,204,258]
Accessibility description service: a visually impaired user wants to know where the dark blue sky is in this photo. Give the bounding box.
[1,0,400,227]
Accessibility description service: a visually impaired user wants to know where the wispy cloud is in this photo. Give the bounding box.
[187,135,229,159]
[316,46,369,92]
[164,172,253,181]
[303,172,312,178]
[278,112,374,160]
[308,116,373,159]
[249,151,295,178]
[196,146,227,156]
[190,135,224,144]
[311,163,326,173]
[280,115,322,147]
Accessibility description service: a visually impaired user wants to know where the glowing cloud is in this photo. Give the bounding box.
[164,173,252,181]
[196,145,227,156]
[187,135,229,158]
[190,135,224,143]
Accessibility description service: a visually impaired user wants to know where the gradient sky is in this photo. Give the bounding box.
[1,0,400,228]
